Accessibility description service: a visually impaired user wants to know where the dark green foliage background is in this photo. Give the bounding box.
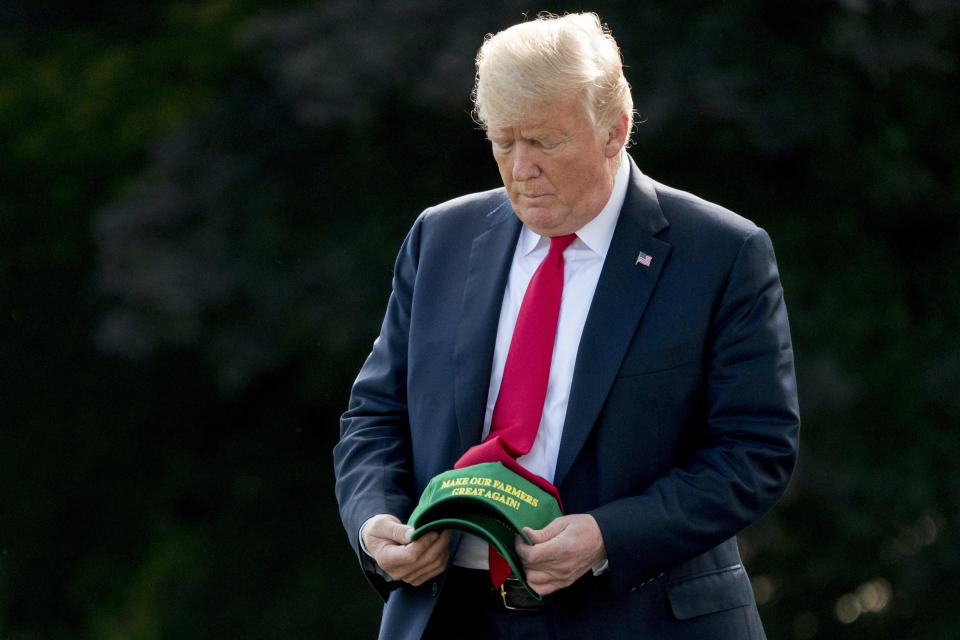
[1,1,957,638]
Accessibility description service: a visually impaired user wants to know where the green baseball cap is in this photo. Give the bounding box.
[407,462,562,598]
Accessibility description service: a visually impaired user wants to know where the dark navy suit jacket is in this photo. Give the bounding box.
[334,156,800,639]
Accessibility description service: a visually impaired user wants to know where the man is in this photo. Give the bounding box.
[334,12,799,640]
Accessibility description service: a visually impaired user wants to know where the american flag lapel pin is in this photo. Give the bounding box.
[635,250,653,267]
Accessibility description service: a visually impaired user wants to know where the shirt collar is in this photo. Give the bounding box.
[519,150,629,258]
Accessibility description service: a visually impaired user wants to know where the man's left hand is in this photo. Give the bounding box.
[515,513,606,596]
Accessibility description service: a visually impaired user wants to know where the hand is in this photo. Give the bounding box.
[515,514,606,596]
[361,514,452,586]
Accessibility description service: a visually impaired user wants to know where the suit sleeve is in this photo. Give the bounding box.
[590,227,800,594]
[333,213,425,600]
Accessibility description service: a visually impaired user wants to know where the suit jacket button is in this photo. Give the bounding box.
[431,581,439,597]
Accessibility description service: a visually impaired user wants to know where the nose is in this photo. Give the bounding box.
[512,141,541,181]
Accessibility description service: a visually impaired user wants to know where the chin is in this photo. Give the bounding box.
[516,209,555,231]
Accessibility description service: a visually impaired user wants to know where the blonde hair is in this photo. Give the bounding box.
[472,12,633,135]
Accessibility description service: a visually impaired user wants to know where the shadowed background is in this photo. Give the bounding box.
[1,1,957,638]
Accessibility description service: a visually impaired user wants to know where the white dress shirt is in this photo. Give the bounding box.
[454,153,630,569]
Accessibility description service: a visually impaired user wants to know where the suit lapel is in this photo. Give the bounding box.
[453,199,521,454]
[554,161,672,489]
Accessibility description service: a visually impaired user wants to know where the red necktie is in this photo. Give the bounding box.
[455,233,576,587]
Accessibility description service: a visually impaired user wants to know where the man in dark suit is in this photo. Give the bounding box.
[334,12,799,639]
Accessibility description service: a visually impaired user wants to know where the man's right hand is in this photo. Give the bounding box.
[361,514,453,586]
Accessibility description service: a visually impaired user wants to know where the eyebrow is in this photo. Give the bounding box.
[488,128,565,141]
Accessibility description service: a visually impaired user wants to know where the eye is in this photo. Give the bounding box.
[491,139,514,152]
[533,138,561,151]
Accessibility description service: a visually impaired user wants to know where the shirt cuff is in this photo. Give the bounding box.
[591,559,609,576]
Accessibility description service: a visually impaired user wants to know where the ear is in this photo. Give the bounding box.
[603,113,629,158]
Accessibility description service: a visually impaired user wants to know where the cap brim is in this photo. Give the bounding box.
[410,499,536,597]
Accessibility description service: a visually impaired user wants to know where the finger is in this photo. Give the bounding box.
[385,529,439,555]
[425,529,454,553]
[525,565,580,596]
[402,535,452,585]
[515,533,537,563]
[374,534,434,577]
[526,581,560,596]
[404,553,449,586]
[375,544,414,578]
[391,530,452,584]
[523,569,562,596]
[408,529,451,567]
[390,533,439,567]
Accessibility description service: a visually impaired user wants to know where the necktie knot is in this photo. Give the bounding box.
[548,233,577,258]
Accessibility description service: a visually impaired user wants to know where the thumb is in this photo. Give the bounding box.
[390,522,416,544]
[523,517,566,545]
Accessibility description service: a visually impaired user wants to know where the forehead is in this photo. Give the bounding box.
[486,97,592,138]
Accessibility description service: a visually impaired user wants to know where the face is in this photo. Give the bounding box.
[487,94,627,237]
